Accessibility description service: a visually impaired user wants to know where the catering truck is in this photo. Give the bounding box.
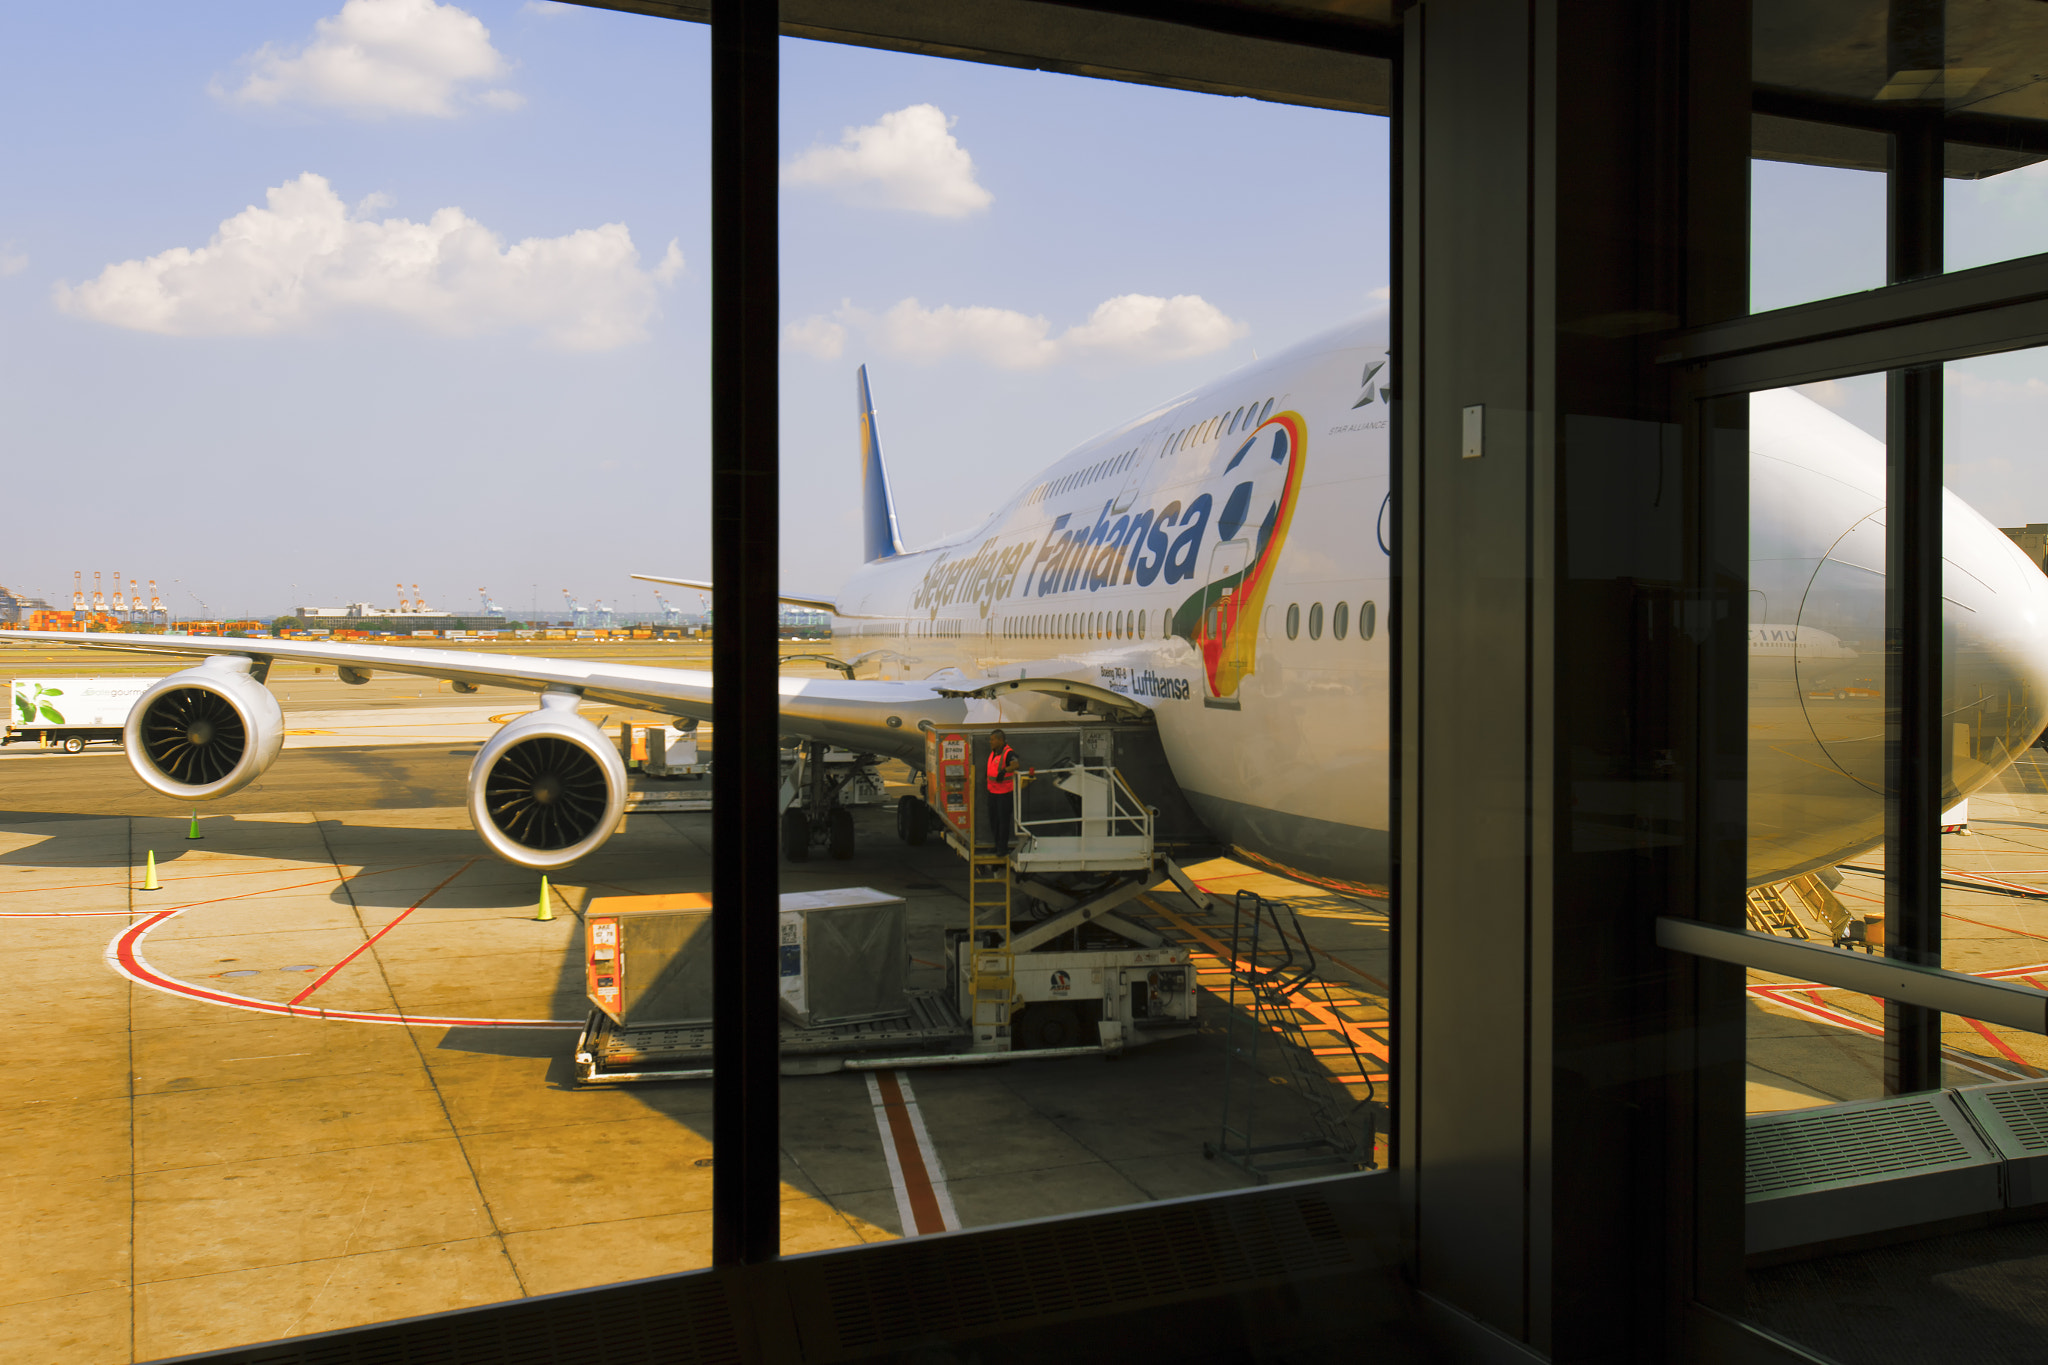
[5,677,148,752]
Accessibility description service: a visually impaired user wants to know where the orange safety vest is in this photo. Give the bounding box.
[985,745,1015,795]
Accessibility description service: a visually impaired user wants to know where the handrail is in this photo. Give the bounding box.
[1655,916,2048,1033]
[1013,763,1154,845]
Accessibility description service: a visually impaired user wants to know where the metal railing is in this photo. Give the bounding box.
[1656,916,2048,1033]
[1011,763,1153,849]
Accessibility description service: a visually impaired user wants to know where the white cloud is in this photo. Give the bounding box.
[782,104,992,218]
[56,173,677,351]
[1061,294,1248,362]
[221,0,520,118]
[783,314,846,361]
[0,246,25,278]
[869,299,1058,369]
[787,292,1243,370]
[653,239,685,285]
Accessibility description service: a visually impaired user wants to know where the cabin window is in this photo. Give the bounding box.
[1286,604,1300,640]
[1138,611,1147,640]
[1332,600,1349,640]
[1361,601,1376,640]
[1308,603,1323,639]
[1229,406,1244,434]
[1259,398,1275,424]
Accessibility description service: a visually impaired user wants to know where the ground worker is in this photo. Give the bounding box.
[985,729,1019,856]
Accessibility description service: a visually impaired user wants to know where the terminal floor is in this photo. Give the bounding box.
[0,754,1388,1362]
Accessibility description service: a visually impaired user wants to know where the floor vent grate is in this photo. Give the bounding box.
[1985,1086,2048,1153]
[1747,1098,1969,1195]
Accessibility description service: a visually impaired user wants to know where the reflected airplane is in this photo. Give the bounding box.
[9,320,2048,887]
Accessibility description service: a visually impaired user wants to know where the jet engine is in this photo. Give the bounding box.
[467,692,627,869]
[124,656,285,801]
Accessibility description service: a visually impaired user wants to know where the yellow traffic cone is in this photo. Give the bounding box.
[141,850,160,892]
[534,875,555,922]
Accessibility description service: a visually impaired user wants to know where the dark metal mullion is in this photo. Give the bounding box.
[1884,88,1946,1096]
[710,0,781,1264]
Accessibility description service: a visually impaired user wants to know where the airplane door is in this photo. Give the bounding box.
[1111,431,1160,513]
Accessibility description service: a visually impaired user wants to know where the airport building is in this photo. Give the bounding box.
[20,4,2048,1365]
[294,604,510,634]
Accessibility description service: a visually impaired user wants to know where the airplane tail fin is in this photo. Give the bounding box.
[859,365,906,563]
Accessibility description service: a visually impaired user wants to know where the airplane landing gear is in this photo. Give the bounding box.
[896,794,930,846]
[780,740,879,863]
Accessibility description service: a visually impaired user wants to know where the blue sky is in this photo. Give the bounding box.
[6,3,2047,621]
[0,0,1385,619]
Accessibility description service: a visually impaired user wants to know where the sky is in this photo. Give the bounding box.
[6,5,2048,621]
[1755,156,2048,524]
[0,0,1387,620]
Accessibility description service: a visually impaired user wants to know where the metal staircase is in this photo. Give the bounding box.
[1745,872,1851,942]
[1207,889,1377,1182]
[966,854,1016,1051]
[1745,881,1811,938]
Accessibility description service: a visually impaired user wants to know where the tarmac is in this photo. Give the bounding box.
[0,642,1392,1362]
[1744,748,2048,1111]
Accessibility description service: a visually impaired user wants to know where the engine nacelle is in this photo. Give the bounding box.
[467,692,627,869]
[124,657,285,801]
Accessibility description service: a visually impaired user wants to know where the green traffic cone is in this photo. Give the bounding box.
[185,809,203,841]
[534,875,555,922]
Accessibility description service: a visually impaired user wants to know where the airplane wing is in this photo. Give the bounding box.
[0,629,1145,762]
[630,574,838,615]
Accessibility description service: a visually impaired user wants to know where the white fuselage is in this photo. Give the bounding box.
[824,319,2048,889]
[832,318,1392,883]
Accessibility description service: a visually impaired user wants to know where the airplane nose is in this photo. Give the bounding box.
[1937,493,2048,790]
[1794,492,2048,804]
[1748,389,2048,884]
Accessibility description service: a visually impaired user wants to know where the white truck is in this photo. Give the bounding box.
[5,677,149,752]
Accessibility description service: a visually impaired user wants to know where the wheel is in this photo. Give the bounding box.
[781,807,812,863]
[61,735,85,754]
[827,807,856,860]
[897,794,929,846]
[1017,1002,1084,1050]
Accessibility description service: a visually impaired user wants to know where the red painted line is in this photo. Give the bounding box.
[1941,911,2048,944]
[1752,986,2024,1082]
[873,1070,946,1235]
[290,859,478,1005]
[1961,1015,2035,1072]
[106,886,582,1031]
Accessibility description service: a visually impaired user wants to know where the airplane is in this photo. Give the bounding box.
[8,316,2048,890]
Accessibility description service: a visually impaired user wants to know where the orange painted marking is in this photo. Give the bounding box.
[873,1070,946,1235]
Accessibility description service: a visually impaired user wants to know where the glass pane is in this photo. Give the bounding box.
[1937,346,2048,1079]
[1747,374,1893,1112]
[1741,359,2048,1358]
[0,3,716,1353]
[775,41,1391,1251]
[1751,148,1887,313]
[1755,0,2048,282]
